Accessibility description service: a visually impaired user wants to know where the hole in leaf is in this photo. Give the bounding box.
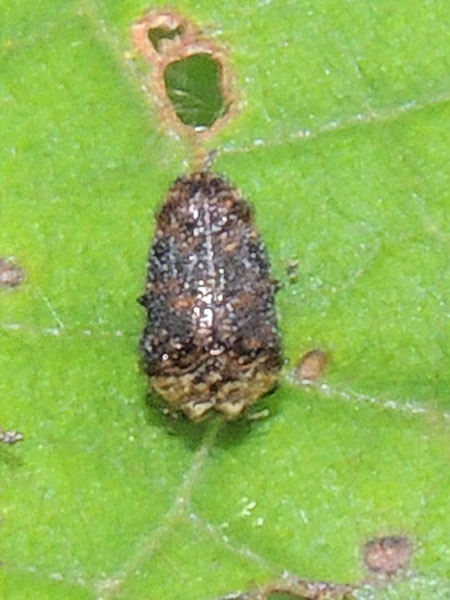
[164,53,227,130]
[147,25,184,52]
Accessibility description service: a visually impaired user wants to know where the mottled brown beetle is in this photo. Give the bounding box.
[139,171,282,420]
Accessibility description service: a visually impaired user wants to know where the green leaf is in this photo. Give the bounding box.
[1,1,449,599]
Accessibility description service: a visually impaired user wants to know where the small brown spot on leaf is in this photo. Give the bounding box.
[0,258,24,288]
[294,349,328,383]
[363,535,413,577]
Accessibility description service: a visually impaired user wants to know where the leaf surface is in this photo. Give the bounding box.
[1,1,449,599]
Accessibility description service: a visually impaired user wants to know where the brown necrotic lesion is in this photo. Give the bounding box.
[0,257,24,288]
[132,8,238,139]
